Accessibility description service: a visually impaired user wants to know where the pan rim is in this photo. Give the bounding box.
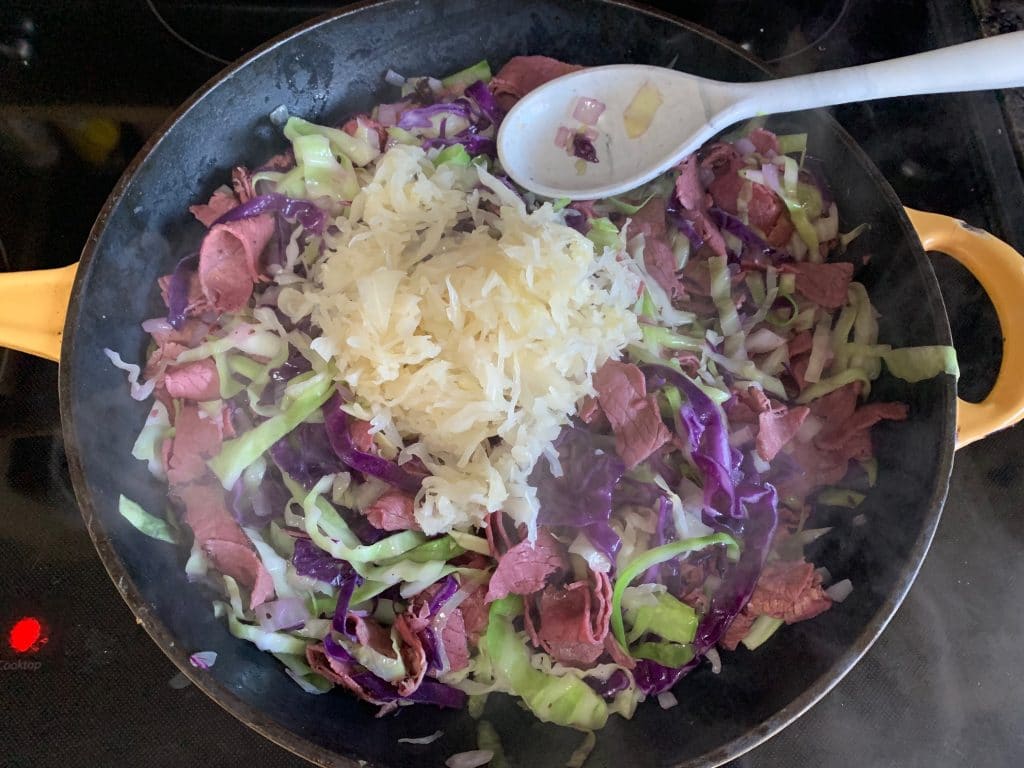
[59,1,957,766]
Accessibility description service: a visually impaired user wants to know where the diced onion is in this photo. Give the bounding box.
[573,96,602,125]
[256,597,310,633]
[745,327,787,354]
[377,103,403,126]
[385,69,406,86]
[189,651,217,670]
[734,137,756,157]
[705,648,722,674]
[555,125,571,149]
[269,104,290,126]
[657,691,679,709]
[399,730,444,745]
[815,566,832,585]
[573,97,607,125]
[445,750,493,768]
[826,578,854,603]
[761,161,781,193]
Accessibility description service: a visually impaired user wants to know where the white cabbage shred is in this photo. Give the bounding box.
[278,145,641,536]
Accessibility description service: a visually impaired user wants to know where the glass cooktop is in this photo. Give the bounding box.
[0,1,1021,766]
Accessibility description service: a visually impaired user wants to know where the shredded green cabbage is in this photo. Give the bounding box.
[486,596,609,731]
[117,494,176,544]
[208,374,334,489]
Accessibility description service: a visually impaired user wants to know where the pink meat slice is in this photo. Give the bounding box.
[458,583,490,646]
[407,582,472,673]
[719,609,757,651]
[780,261,855,310]
[592,360,671,470]
[485,528,567,603]
[526,570,611,668]
[306,644,395,708]
[630,198,685,297]
[490,56,583,101]
[747,559,833,624]
[164,358,220,402]
[392,613,428,697]
[231,166,255,203]
[176,482,275,609]
[748,128,780,155]
[703,139,793,247]
[147,317,210,349]
[166,404,224,485]
[439,607,470,672]
[158,270,211,321]
[189,186,238,227]
[349,418,377,454]
[144,341,188,381]
[757,405,810,462]
[363,491,420,532]
[675,154,727,259]
[198,214,276,314]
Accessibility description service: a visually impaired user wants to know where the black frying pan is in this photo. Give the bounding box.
[3,0,1023,765]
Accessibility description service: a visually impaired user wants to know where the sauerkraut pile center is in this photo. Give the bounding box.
[278,145,641,535]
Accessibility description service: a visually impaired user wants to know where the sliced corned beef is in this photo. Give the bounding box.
[757,406,810,462]
[592,360,671,470]
[490,56,583,103]
[164,358,220,402]
[363,491,421,532]
[780,261,855,310]
[747,559,832,624]
[166,404,225,485]
[630,198,685,297]
[198,214,276,314]
[485,528,567,603]
[176,481,274,609]
[189,186,238,227]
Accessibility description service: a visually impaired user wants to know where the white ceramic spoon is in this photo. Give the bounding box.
[497,31,1024,200]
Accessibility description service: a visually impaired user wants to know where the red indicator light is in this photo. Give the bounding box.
[9,617,45,654]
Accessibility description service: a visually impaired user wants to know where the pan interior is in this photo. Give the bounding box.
[61,1,955,765]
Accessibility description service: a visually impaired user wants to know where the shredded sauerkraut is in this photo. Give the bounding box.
[278,145,641,535]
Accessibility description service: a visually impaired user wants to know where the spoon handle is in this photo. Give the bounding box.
[737,30,1024,116]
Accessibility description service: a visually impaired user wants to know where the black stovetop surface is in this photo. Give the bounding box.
[1,1,1022,766]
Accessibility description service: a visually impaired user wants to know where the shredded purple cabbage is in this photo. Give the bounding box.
[228,466,290,528]
[422,130,497,157]
[463,79,505,128]
[293,538,357,589]
[257,350,313,406]
[397,100,473,131]
[426,575,459,614]
[530,425,624,562]
[572,133,599,163]
[322,633,467,709]
[331,565,364,641]
[420,626,444,672]
[669,213,704,253]
[323,394,424,494]
[709,208,786,264]
[643,365,738,521]
[213,193,326,234]
[585,669,631,699]
[269,422,344,490]
[166,253,199,330]
[628,364,781,695]
[633,486,777,695]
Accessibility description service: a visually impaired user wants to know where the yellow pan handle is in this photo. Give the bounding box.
[905,207,1024,448]
[0,262,78,362]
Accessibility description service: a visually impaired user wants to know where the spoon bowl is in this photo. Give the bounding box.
[497,31,1024,199]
